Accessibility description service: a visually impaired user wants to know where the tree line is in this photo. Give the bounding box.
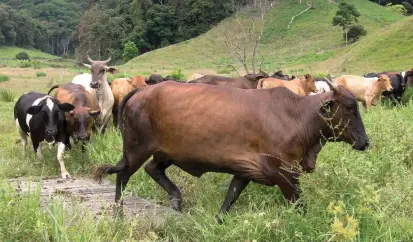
[0,0,242,62]
[369,0,413,14]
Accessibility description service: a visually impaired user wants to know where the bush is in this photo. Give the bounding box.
[386,3,408,15]
[15,52,30,60]
[0,89,15,102]
[346,25,367,43]
[0,75,9,83]
[217,65,233,74]
[16,60,31,68]
[401,2,413,15]
[32,60,41,69]
[122,41,139,62]
[36,72,47,77]
[171,67,186,81]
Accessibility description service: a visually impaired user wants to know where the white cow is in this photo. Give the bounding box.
[72,55,118,134]
[310,80,332,95]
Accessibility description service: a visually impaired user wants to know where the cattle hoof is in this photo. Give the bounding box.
[215,214,224,224]
[61,172,72,179]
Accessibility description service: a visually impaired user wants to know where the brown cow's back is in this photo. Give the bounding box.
[257,75,316,96]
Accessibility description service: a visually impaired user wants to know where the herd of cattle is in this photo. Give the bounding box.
[12,55,413,222]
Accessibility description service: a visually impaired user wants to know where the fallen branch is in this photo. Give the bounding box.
[287,3,312,30]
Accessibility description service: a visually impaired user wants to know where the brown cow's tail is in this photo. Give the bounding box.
[92,88,142,182]
[47,84,60,95]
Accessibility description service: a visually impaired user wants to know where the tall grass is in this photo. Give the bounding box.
[0,89,15,102]
[0,75,9,82]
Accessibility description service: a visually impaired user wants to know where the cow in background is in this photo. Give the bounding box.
[188,73,268,89]
[257,74,317,96]
[14,92,75,178]
[364,71,410,104]
[271,70,295,80]
[48,83,101,152]
[310,78,332,95]
[111,76,148,127]
[72,55,118,134]
[335,74,392,111]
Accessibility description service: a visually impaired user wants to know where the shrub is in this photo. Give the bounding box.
[386,3,408,15]
[122,41,139,62]
[171,67,186,81]
[15,52,30,60]
[0,75,9,83]
[346,25,367,43]
[217,65,233,74]
[16,60,31,68]
[0,89,15,102]
[32,60,41,69]
[36,72,46,77]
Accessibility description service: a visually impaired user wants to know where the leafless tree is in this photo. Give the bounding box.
[217,0,273,75]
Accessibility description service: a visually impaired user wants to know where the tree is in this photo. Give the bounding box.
[332,2,365,46]
[122,41,139,61]
[346,25,367,42]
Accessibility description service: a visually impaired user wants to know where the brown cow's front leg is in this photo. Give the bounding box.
[216,176,250,224]
[144,157,182,211]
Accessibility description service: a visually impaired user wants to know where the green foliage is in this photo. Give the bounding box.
[16,60,31,68]
[15,52,29,60]
[346,25,367,42]
[170,67,186,81]
[36,72,46,77]
[0,89,15,102]
[31,60,41,69]
[386,3,408,15]
[0,75,9,82]
[122,41,139,62]
[402,2,413,15]
[217,65,233,74]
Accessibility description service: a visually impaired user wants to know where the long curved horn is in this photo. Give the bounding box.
[104,55,112,63]
[323,75,338,91]
[86,50,93,63]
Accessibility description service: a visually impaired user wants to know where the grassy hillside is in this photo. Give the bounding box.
[0,46,58,60]
[125,0,406,77]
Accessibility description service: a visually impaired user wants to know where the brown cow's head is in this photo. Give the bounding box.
[302,74,317,94]
[67,107,101,141]
[83,55,118,89]
[406,69,413,87]
[321,80,369,151]
[378,74,392,92]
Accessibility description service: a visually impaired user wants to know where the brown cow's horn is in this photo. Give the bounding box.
[86,49,93,63]
[324,75,338,91]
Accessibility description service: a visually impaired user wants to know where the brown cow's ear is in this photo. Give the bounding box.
[107,67,118,74]
[89,110,101,119]
[26,105,43,115]
[58,103,75,112]
[305,74,312,80]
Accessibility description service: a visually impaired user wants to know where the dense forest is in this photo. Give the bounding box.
[0,0,240,61]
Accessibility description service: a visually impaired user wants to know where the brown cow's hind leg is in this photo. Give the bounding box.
[145,156,182,211]
[216,176,250,224]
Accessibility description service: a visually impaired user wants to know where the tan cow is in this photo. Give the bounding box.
[257,74,317,96]
[187,73,205,82]
[335,74,392,110]
[111,76,148,127]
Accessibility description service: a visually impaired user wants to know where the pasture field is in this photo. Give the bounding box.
[0,68,413,241]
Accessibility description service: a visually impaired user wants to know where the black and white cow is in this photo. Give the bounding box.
[14,92,75,178]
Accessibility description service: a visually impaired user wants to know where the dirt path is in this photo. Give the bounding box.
[8,177,175,224]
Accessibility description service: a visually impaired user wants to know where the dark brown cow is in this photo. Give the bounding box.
[94,81,369,223]
[111,76,148,127]
[406,69,413,86]
[48,83,100,151]
[188,73,268,89]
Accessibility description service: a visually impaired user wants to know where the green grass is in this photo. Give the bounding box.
[0,75,9,83]
[0,89,16,102]
[36,72,47,77]
[125,0,405,76]
[0,46,57,59]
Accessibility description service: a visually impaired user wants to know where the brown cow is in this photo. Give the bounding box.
[406,69,413,87]
[335,74,392,111]
[93,81,369,223]
[111,76,148,127]
[188,73,268,89]
[257,74,317,96]
[48,83,100,152]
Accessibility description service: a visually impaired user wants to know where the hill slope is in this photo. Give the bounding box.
[125,0,407,76]
[0,47,58,60]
